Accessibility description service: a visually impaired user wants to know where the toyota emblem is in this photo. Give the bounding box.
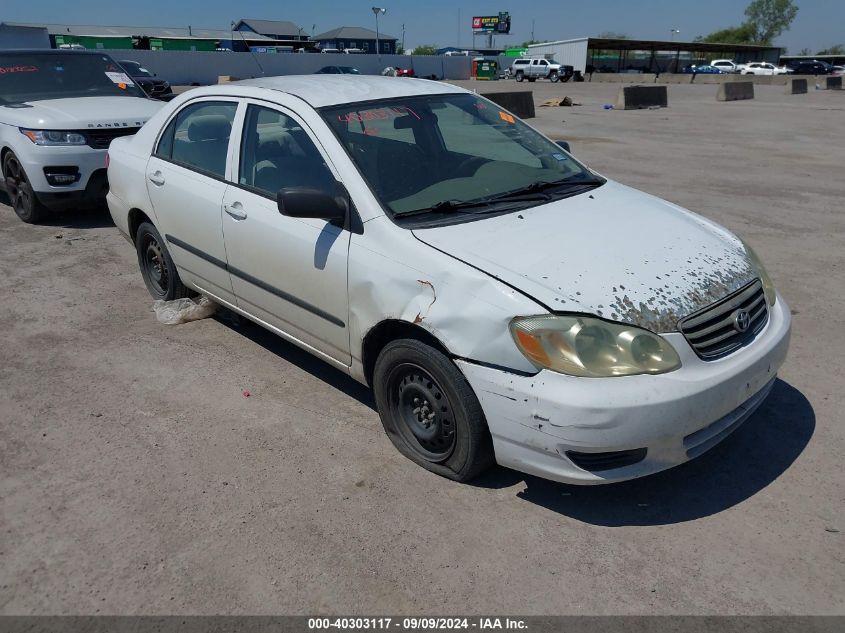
[733,309,751,333]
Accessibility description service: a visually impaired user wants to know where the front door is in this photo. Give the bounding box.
[221,102,351,365]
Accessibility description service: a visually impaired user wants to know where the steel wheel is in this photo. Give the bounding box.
[140,233,170,297]
[388,362,456,462]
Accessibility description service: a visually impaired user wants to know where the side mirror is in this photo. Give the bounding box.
[555,140,571,153]
[277,182,349,223]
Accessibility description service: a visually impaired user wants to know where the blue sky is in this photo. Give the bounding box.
[4,1,841,53]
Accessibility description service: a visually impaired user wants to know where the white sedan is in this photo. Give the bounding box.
[742,62,790,75]
[106,76,791,485]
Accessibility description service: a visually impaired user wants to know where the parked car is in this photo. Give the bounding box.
[395,67,415,77]
[682,64,723,74]
[832,65,845,76]
[510,57,571,82]
[119,60,175,100]
[106,76,791,485]
[0,50,163,223]
[315,66,361,75]
[785,60,833,75]
[742,62,789,76]
[710,59,742,73]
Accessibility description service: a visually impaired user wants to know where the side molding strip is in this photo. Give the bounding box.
[165,234,346,328]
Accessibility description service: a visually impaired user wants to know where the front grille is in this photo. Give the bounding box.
[679,279,768,360]
[83,127,141,150]
[566,448,647,472]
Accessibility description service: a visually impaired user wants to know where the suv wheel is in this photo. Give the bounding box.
[373,338,494,482]
[2,151,50,224]
[515,70,524,82]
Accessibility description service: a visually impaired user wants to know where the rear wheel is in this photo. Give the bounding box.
[373,338,494,482]
[3,151,50,224]
[549,71,559,82]
[135,221,192,300]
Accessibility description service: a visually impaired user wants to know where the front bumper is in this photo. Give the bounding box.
[14,144,109,209]
[457,294,792,484]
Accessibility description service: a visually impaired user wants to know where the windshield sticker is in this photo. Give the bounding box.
[104,71,134,86]
[552,153,569,161]
[337,105,421,124]
[499,111,515,124]
[0,65,39,75]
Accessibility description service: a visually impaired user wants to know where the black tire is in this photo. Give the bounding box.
[515,71,524,82]
[549,72,559,83]
[134,221,192,300]
[2,151,51,224]
[373,338,494,482]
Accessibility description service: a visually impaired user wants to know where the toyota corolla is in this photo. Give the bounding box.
[106,76,791,484]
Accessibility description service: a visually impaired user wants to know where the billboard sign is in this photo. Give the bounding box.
[472,12,511,34]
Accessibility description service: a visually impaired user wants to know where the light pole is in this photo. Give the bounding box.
[372,7,386,55]
[670,28,680,42]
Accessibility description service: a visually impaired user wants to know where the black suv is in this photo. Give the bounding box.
[119,60,175,100]
[786,60,833,75]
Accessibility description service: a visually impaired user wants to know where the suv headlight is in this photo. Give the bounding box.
[20,129,87,146]
[740,239,776,306]
[510,315,681,377]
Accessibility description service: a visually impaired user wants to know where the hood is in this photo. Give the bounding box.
[2,97,163,130]
[412,180,757,333]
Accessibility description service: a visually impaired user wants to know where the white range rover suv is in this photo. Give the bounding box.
[0,50,163,223]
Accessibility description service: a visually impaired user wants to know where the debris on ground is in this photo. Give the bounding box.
[539,96,580,107]
[152,295,217,325]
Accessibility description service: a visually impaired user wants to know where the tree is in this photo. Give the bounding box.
[411,45,438,56]
[699,22,757,44]
[816,44,844,55]
[396,45,405,55]
[798,47,812,55]
[744,0,799,45]
[597,32,628,39]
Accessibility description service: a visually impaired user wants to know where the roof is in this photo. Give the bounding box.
[225,75,464,108]
[529,36,780,53]
[235,19,302,36]
[313,26,397,42]
[1,22,275,41]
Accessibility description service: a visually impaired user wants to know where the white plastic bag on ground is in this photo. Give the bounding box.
[152,295,217,325]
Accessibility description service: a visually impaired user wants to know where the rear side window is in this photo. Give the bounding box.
[156,101,237,178]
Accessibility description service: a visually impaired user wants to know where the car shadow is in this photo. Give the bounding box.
[214,308,376,411]
[0,192,115,229]
[474,378,814,526]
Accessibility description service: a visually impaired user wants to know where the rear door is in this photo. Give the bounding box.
[145,98,240,304]
[220,101,351,365]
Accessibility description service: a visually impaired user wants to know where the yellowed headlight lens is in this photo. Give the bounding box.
[741,240,776,306]
[510,315,681,377]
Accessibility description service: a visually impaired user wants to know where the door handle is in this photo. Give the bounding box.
[224,201,247,220]
[148,170,165,186]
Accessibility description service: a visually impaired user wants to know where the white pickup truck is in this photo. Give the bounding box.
[510,57,569,82]
[0,49,163,223]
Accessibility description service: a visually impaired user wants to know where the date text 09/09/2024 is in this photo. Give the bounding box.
[308,617,528,630]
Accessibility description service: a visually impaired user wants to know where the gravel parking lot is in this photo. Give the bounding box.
[1,81,843,615]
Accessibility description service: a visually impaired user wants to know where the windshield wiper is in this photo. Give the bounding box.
[393,198,497,218]
[493,177,605,200]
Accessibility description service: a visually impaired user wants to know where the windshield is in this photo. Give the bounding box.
[321,93,601,219]
[0,53,147,104]
[121,61,153,77]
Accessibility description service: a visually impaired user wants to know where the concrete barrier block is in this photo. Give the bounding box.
[823,76,842,90]
[481,91,535,119]
[717,81,754,101]
[614,85,668,110]
[785,78,808,94]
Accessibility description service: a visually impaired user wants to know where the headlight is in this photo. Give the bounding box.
[510,315,681,377]
[20,129,87,146]
[740,239,776,306]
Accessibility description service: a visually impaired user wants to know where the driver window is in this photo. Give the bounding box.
[239,105,335,197]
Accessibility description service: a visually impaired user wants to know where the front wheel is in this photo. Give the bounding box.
[515,71,524,82]
[373,338,494,482]
[2,151,50,224]
[135,221,193,300]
